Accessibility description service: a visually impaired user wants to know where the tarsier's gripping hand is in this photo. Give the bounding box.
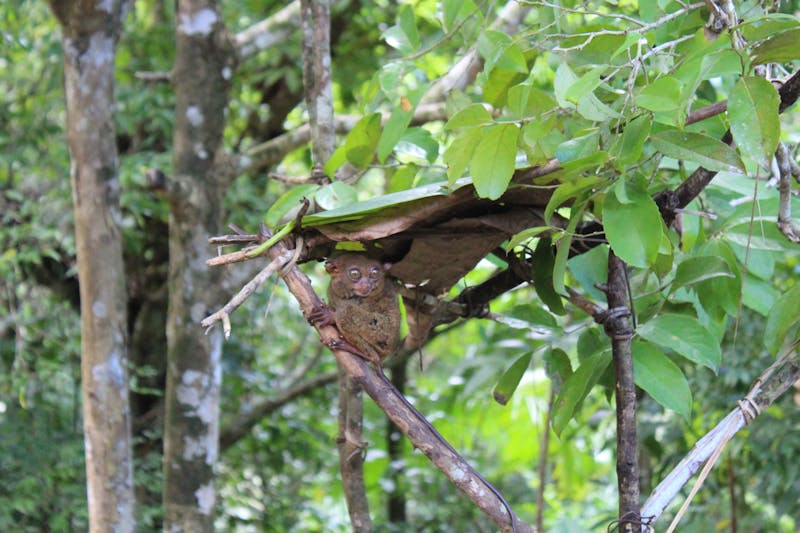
[311,253,401,366]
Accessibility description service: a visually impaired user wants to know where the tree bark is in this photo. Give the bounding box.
[162,0,232,529]
[47,1,136,531]
[606,252,639,531]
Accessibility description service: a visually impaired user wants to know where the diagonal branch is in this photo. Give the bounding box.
[263,237,530,533]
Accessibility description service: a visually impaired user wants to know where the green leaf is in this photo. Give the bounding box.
[728,76,780,170]
[492,352,532,405]
[345,113,382,169]
[506,226,551,249]
[611,115,652,166]
[399,127,439,163]
[638,313,721,371]
[652,129,745,174]
[555,131,600,163]
[552,349,612,436]
[302,179,470,226]
[444,126,482,185]
[751,27,800,65]
[470,123,519,200]
[265,184,320,227]
[544,176,603,223]
[763,284,800,356]
[382,5,420,54]
[532,236,566,315]
[568,244,609,302]
[377,85,428,163]
[602,180,662,268]
[635,76,684,112]
[554,63,619,121]
[671,255,735,292]
[388,164,417,193]
[564,65,608,104]
[324,143,348,176]
[545,348,573,392]
[632,341,692,419]
[314,181,357,211]
[445,103,493,130]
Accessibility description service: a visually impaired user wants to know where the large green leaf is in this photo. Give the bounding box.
[638,313,721,371]
[652,130,745,174]
[763,284,800,356]
[444,126,482,185]
[751,27,800,65]
[632,341,691,419]
[728,76,780,170]
[382,4,420,54]
[611,115,652,166]
[671,255,735,292]
[377,85,428,163]
[345,113,382,169]
[445,104,493,130]
[492,352,532,405]
[470,123,519,200]
[635,76,684,112]
[564,65,608,104]
[302,178,472,226]
[265,184,320,227]
[602,179,661,268]
[552,349,612,436]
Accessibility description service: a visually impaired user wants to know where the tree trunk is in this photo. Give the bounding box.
[47,1,136,531]
[162,0,232,529]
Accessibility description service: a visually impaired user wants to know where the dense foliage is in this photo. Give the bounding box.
[2,0,799,531]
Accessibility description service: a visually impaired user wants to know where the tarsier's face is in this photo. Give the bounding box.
[346,262,383,297]
[327,253,387,298]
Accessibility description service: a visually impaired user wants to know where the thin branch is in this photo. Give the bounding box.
[234,1,301,62]
[220,370,338,449]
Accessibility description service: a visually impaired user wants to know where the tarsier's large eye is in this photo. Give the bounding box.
[368,267,380,279]
[348,268,361,281]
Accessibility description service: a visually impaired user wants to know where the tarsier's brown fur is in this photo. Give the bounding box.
[324,253,400,364]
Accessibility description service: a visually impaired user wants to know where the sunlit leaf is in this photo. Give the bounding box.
[470,123,519,200]
[345,113,382,168]
[602,180,661,268]
[265,184,320,226]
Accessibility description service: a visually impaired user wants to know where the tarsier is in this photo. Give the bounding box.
[309,252,519,532]
[310,252,401,365]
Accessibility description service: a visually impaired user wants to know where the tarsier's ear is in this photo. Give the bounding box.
[325,259,339,274]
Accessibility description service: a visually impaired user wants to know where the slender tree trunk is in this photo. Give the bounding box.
[162,0,232,529]
[47,1,136,531]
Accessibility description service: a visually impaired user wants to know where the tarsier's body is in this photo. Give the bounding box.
[318,253,400,364]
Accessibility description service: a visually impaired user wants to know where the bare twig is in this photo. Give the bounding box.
[200,250,293,338]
